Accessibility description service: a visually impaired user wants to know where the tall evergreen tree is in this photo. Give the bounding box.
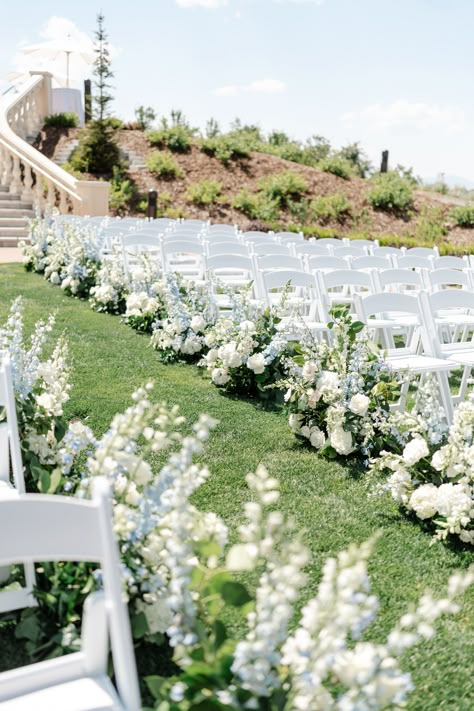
[93,13,114,123]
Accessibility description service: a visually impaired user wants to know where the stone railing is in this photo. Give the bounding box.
[0,72,109,215]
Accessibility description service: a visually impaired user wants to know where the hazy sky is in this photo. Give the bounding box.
[1,0,472,182]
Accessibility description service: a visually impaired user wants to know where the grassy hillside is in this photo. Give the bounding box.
[35,124,474,252]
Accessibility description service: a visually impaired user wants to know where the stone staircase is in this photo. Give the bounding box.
[0,185,34,247]
[53,139,80,167]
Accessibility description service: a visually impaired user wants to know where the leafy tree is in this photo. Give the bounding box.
[337,142,372,178]
[205,117,220,138]
[134,106,156,130]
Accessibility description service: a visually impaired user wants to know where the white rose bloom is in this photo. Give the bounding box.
[302,361,318,382]
[348,393,371,416]
[307,388,321,408]
[317,370,340,391]
[226,544,256,571]
[212,367,230,386]
[205,332,216,347]
[299,425,311,439]
[402,437,429,467]
[240,320,256,334]
[409,484,438,520]
[50,271,61,285]
[329,426,353,455]
[219,342,242,368]
[431,448,447,472]
[191,315,207,333]
[436,483,472,520]
[309,427,326,449]
[247,352,266,374]
[205,349,219,365]
[36,393,55,412]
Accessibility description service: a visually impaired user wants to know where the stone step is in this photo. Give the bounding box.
[0,200,32,209]
[0,217,29,228]
[0,237,28,247]
[0,209,34,218]
[0,193,23,201]
[0,227,28,240]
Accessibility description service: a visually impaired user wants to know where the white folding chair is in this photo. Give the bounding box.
[251,242,291,257]
[355,291,454,420]
[427,268,472,292]
[207,241,249,258]
[161,239,206,281]
[293,241,332,258]
[307,255,349,273]
[316,269,373,321]
[405,246,440,258]
[347,238,379,251]
[394,255,433,271]
[431,256,470,271]
[425,289,474,403]
[275,231,304,242]
[333,246,369,259]
[207,254,257,307]
[120,234,161,280]
[373,246,406,259]
[260,269,327,339]
[0,479,141,711]
[0,356,37,614]
[350,255,393,271]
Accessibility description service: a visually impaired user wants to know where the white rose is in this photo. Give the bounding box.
[402,438,429,467]
[134,460,153,485]
[50,271,61,285]
[302,361,318,382]
[247,352,265,374]
[36,393,55,412]
[317,370,340,391]
[212,367,230,386]
[191,315,207,333]
[226,544,256,571]
[300,425,311,439]
[219,342,242,368]
[409,484,438,520]
[348,393,371,416]
[309,427,326,449]
[431,448,447,472]
[240,320,256,334]
[205,348,219,365]
[307,388,321,408]
[330,427,353,455]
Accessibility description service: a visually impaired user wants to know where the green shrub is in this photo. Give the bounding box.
[310,192,353,223]
[414,207,448,243]
[68,120,120,175]
[258,171,308,208]
[146,126,192,152]
[317,156,354,180]
[134,105,156,130]
[201,135,250,164]
[44,112,79,128]
[145,151,184,179]
[336,142,372,178]
[449,205,474,228]
[232,189,280,221]
[186,179,222,206]
[367,171,414,213]
[109,166,136,214]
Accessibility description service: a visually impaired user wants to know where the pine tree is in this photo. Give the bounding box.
[94,12,114,123]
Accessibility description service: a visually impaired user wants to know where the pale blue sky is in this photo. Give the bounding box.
[1,0,473,181]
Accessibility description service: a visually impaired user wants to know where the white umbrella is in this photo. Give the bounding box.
[22,35,95,88]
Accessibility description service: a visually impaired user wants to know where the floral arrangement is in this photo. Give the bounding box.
[279,306,400,458]
[143,463,474,710]
[201,285,294,396]
[90,251,128,314]
[370,377,474,545]
[20,214,54,273]
[151,274,217,362]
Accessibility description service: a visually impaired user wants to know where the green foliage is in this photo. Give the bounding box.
[135,105,156,131]
[367,171,414,213]
[231,189,280,221]
[186,179,222,206]
[449,205,474,228]
[44,113,79,129]
[310,192,353,223]
[68,120,120,175]
[109,166,137,214]
[201,135,250,164]
[93,13,114,123]
[258,171,308,208]
[413,207,448,244]
[146,126,193,153]
[317,155,354,180]
[145,151,184,179]
[205,117,220,138]
[336,142,372,178]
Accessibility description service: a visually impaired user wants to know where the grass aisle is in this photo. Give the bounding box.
[1,264,473,709]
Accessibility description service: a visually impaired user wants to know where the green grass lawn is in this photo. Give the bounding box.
[1,264,474,709]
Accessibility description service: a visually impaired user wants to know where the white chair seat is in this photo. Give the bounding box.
[386,354,455,372]
[0,676,125,711]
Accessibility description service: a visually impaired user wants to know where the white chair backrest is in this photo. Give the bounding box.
[275,231,304,242]
[243,233,274,245]
[428,268,471,290]
[161,240,205,257]
[180,219,208,228]
[293,241,331,256]
[120,233,160,248]
[350,255,392,271]
[348,239,379,249]
[428,288,474,314]
[333,246,369,258]
[0,479,141,710]
[207,254,254,273]
[251,242,290,256]
[207,241,249,257]
[317,269,372,320]
[395,255,433,270]
[256,254,303,271]
[207,224,238,234]
[373,246,406,258]
[406,246,440,258]
[308,255,349,272]
[314,238,344,247]
[373,267,426,292]
[431,256,470,270]
[243,231,270,239]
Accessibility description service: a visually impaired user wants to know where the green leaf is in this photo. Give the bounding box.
[220,581,252,607]
[54,418,67,443]
[38,469,51,494]
[15,612,42,643]
[212,619,227,651]
[48,468,62,494]
[131,611,149,639]
[208,572,232,594]
[145,675,168,699]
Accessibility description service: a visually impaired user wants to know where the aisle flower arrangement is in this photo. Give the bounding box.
[278,306,400,458]
[151,274,217,362]
[371,378,474,545]
[90,252,128,314]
